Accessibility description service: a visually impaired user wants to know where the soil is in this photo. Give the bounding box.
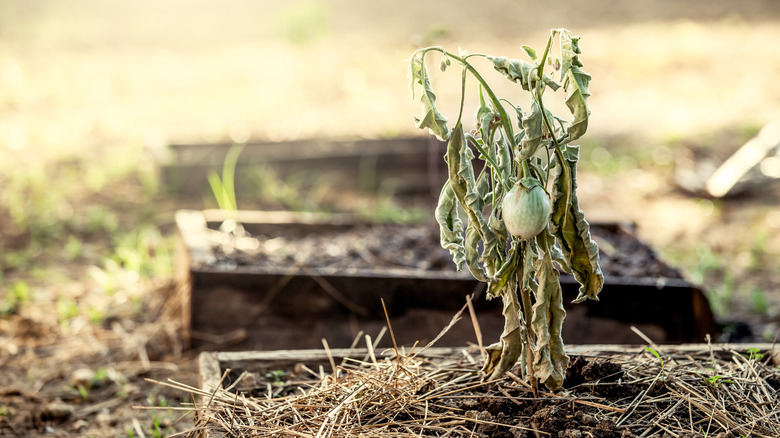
[212,222,682,280]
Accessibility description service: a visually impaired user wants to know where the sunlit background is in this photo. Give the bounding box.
[2,0,780,435]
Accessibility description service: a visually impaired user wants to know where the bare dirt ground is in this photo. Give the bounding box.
[1,1,780,436]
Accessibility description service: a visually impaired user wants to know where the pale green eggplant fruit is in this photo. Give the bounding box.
[502,182,551,239]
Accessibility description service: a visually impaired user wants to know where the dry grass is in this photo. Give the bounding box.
[149,336,780,438]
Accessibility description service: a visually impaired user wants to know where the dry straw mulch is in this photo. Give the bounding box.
[149,336,780,438]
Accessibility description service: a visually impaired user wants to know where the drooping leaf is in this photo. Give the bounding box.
[464,224,487,282]
[485,246,518,298]
[530,245,569,391]
[537,229,568,274]
[516,100,555,162]
[521,45,537,61]
[477,172,504,272]
[434,181,465,270]
[410,53,450,141]
[563,65,591,143]
[558,31,591,143]
[550,146,603,303]
[474,87,494,135]
[494,132,513,183]
[482,278,524,381]
[489,56,561,92]
[408,52,423,95]
[445,123,472,203]
[520,238,539,293]
[555,29,576,82]
[445,123,489,281]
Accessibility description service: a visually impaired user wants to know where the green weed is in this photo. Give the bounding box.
[704,375,734,388]
[89,225,174,294]
[1,280,30,315]
[743,347,765,361]
[207,143,244,213]
[644,346,665,370]
[751,287,769,315]
[57,296,80,330]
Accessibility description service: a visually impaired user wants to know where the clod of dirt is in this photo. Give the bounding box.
[565,356,623,387]
[565,356,640,399]
[582,358,624,382]
[40,401,73,422]
[530,405,568,432]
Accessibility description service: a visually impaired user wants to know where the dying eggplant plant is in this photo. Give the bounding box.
[409,29,603,391]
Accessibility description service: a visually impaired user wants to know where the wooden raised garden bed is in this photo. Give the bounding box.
[181,343,780,437]
[174,209,716,352]
[162,136,447,199]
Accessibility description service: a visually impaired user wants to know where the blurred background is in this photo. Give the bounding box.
[1,0,780,435]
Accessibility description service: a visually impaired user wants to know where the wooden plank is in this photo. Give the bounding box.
[209,343,777,364]
[200,343,779,390]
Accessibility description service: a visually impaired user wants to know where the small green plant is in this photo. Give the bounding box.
[265,369,289,387]
[409,28,603,391]
[751,287,769,315]
[1,280,31,315]
[150,413,163,438]
[57,296,80,331]
[704,375,734,388]
[76,385,89,400]
[207,143,245,213]
[644,346,665,370]
[141,394,174,437]
[743,347,765,361]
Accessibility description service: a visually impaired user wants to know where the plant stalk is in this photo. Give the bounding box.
[517,241,538,397]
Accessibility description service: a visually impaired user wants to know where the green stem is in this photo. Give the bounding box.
[456,64,467,124]
[464,63,516,151]
[536,33,554,84]
[553,145,572,226]
[468,135,502,174]
[423,48,517,152]
[520,159,532,181]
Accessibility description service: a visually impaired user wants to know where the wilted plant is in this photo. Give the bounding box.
[409,29,603,391]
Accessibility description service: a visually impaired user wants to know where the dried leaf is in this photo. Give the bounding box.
[482,280,523,381]
[446,123,489,281]
[516,101,556,162]
[410,53,450,141]
[465,224,487,282]
[559,31,591,142]
[530,248,568,391]
[489,56,560,92]
[434,181,466,270]
[550,146,603,303]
